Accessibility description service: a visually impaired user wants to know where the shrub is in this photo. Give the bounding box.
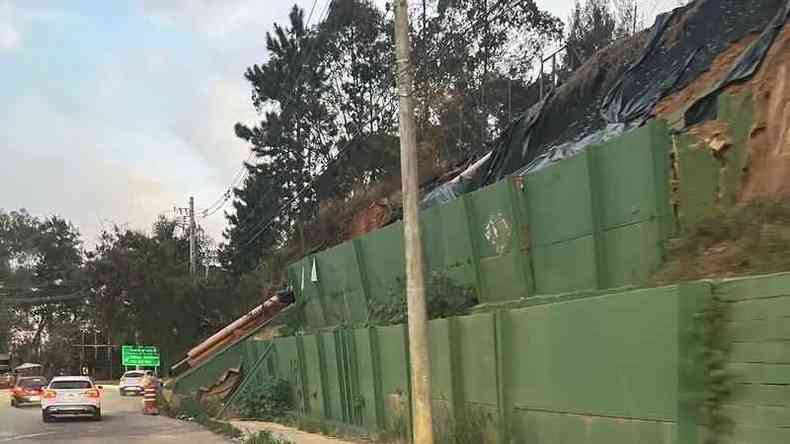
[235,378,292,420]
[244,430,293,444]
[368,273,478,326]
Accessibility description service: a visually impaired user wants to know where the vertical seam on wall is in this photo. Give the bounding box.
[348,331,362,426]
[493,310,510,444]
[460,194,484,301]
[296,336,311,416]
[446,318,460,437]
[402,323,414,440]
[316,334,331,420]
[353,240,372,315]
[334,330,349,423]
[368,327,385,431]
[585,148,607,289]
[507,177,535,297]
[650,120,672,253]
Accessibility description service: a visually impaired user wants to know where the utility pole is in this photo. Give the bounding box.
[394,1,434,443]
[189,196,196,277]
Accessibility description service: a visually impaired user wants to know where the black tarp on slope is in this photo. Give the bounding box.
[479,0,787,186]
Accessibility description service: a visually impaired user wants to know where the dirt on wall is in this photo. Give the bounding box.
[731,25,790,201]
[654,33,760,121]
[652,25,790,283]
[657,24,790,204]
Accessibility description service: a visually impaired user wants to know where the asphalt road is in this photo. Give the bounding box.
[0,386,232,443]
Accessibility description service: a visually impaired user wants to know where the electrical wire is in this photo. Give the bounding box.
[198,151,256,219]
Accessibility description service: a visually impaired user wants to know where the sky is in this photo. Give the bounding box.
[0,0,681,249]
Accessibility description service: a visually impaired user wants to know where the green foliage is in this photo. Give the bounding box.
[85,221,243,371]
[567,0,617,67]
[244,431,293,444]
[367,274,478,326]
[701,296,735,444]
[0,209,85,368]
[235,377,292,420]
[223,0,564,274]
[382,403,492,444]
[276,303,308,337]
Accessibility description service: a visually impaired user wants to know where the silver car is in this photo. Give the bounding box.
[118,370,149,396]
[41,376,102,422]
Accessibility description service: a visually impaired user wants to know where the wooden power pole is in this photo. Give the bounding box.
[394,1,435,443]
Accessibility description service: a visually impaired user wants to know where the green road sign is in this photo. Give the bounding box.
[121,345,160,367]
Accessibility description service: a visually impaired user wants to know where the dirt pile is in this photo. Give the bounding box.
[657,24,790,203]
[654,33,760,121]
[731,25,790,200]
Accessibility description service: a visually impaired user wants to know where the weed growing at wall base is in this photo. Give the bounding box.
[367,273,478,326]
[235,377,292,421]
[243,430,294,444]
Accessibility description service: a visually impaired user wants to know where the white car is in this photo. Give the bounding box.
[41,376,102,422]
[119,370,149,396]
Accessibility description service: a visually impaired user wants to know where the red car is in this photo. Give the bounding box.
[10,376,47,407]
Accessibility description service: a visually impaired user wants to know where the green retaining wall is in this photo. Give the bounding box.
[717,274,790,444]
[248,284,697,443]
[285,92,754,330]
[171,338,246,395]
[290,118,675,328]
[172,272,790,443]
[675,92,754,231]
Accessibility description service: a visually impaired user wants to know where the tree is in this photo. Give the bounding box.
[316,0,400,196]
[612,0,642,38]
[86,218,239,370]
[0,211,85,367]
[229,5,334,267]
[226,1,401,274]
[566,0,617,68]
[223,0,563,275]
[411,0,562,160]
[219,162,288,275]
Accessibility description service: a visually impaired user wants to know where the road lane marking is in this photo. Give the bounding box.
[1,432,58,442]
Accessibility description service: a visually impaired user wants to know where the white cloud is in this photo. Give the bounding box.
[0,22,19,50]
[0,93,186,245]
[139,0,315,42]
[0,1,20,50]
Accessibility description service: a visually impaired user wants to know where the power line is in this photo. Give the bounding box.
[198,151,255,219]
